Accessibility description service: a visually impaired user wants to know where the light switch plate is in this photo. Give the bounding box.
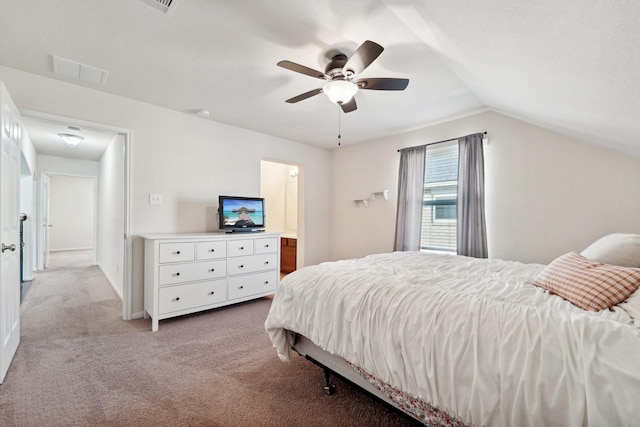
[149,193,163,205]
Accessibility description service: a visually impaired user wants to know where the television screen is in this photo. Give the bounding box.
[218,195,265,231]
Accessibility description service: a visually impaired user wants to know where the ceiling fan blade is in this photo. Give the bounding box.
[340,97,357,113]
[277,60,328,80]
[285,88,324,103]
[343,40,384,76]
[357,77,409,91]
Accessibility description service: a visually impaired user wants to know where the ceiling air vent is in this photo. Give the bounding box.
[138,0,180,14]
[52,56,109,86]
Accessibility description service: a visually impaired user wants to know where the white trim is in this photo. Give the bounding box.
[50,247,94,252]
[99,264,123,300]
[122,130,133,320]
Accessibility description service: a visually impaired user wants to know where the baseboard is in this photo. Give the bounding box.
[98,264,123,300]
[131,311,145,319]
[50,247,93,252]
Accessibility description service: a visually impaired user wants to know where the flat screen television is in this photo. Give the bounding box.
[218,195,265,232]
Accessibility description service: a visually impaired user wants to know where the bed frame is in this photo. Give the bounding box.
[292,334,425,426]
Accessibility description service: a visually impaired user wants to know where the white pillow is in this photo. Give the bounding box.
[619,289,640,325]
[580,233,640,268]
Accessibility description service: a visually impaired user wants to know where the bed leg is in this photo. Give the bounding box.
[323,368,336,395]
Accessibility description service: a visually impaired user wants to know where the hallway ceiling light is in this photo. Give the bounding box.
[58,133,85,147]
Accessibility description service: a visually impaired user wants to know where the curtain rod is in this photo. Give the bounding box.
[397,132,487,152]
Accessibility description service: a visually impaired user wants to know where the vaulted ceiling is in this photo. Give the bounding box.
[1,0,638,156]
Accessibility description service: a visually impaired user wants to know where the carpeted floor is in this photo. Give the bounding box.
[0,251,415,426]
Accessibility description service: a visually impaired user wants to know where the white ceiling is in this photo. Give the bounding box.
[1,0,639,157]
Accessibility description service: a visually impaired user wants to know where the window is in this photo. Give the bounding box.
[421,141,458,252]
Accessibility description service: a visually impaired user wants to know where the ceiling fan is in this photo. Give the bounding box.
[277,40,409,113]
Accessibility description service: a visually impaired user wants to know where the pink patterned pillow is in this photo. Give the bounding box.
[533,252,640,311]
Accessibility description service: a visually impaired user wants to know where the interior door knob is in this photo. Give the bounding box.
[1,243,16,253]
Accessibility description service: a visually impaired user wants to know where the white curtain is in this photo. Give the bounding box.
[457,133,488,258]
[393,146,426,251]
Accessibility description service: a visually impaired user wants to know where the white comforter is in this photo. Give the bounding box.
[265,252,640,427]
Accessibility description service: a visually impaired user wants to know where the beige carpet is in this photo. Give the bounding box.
[0,252,415,426]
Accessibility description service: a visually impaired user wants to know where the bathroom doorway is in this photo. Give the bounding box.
[260,160,301,275]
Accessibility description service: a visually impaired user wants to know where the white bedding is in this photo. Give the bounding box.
[265,251,640,427]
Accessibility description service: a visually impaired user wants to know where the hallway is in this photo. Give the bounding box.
[0,250,147,424]
[20,250,133,340]
[21,250,97,304]
[46,249,94,269]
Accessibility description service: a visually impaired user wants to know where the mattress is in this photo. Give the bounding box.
[265,251,640,426]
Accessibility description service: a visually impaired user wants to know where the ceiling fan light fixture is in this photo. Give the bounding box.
[58,133,85,147]
[323,80,358,105]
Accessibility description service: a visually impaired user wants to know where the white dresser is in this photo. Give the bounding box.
[143,232,280,331]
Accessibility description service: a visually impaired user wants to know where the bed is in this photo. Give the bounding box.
[265,234,640,426]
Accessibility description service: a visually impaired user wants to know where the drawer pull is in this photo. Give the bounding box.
[239,285,244,289]
[209,248,215,252]
[265,244,269,248]
[209,268,215,272]
[209,291,215,295]
[239,246,244,250]
[175,251,181,255]
[174,297,180,301]
[239,264,244,269]
[264,281,269,285]
[175,272,181,276]
[264,261,269,265]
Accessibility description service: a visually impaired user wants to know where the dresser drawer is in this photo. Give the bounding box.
[228,271,278,300]
[159,242,195,263]
[158,279,227,315]
[227,253,277,276]
[196,241,227,260]
[255,237,278,254]
[159,259,227,285]
[227,239,254,257]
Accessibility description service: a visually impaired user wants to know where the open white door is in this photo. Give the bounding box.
[0,82,22,383]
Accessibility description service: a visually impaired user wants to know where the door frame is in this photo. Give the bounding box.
[21,110,133,321]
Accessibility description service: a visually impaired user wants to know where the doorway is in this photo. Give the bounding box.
[260,159,302,274]
[42,174,97,268]
[21,111,132,319]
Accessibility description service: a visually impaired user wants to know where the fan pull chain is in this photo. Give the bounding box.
[337,106,341,146]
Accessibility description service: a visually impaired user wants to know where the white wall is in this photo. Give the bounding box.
[37,155,100,177]
[48,175,94,251]
[0,65,332,317]
[20,126,37,175]
[261,161,287,232]
[285,167,298,232]
[331,111,640,264]
[97,134,125,297]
